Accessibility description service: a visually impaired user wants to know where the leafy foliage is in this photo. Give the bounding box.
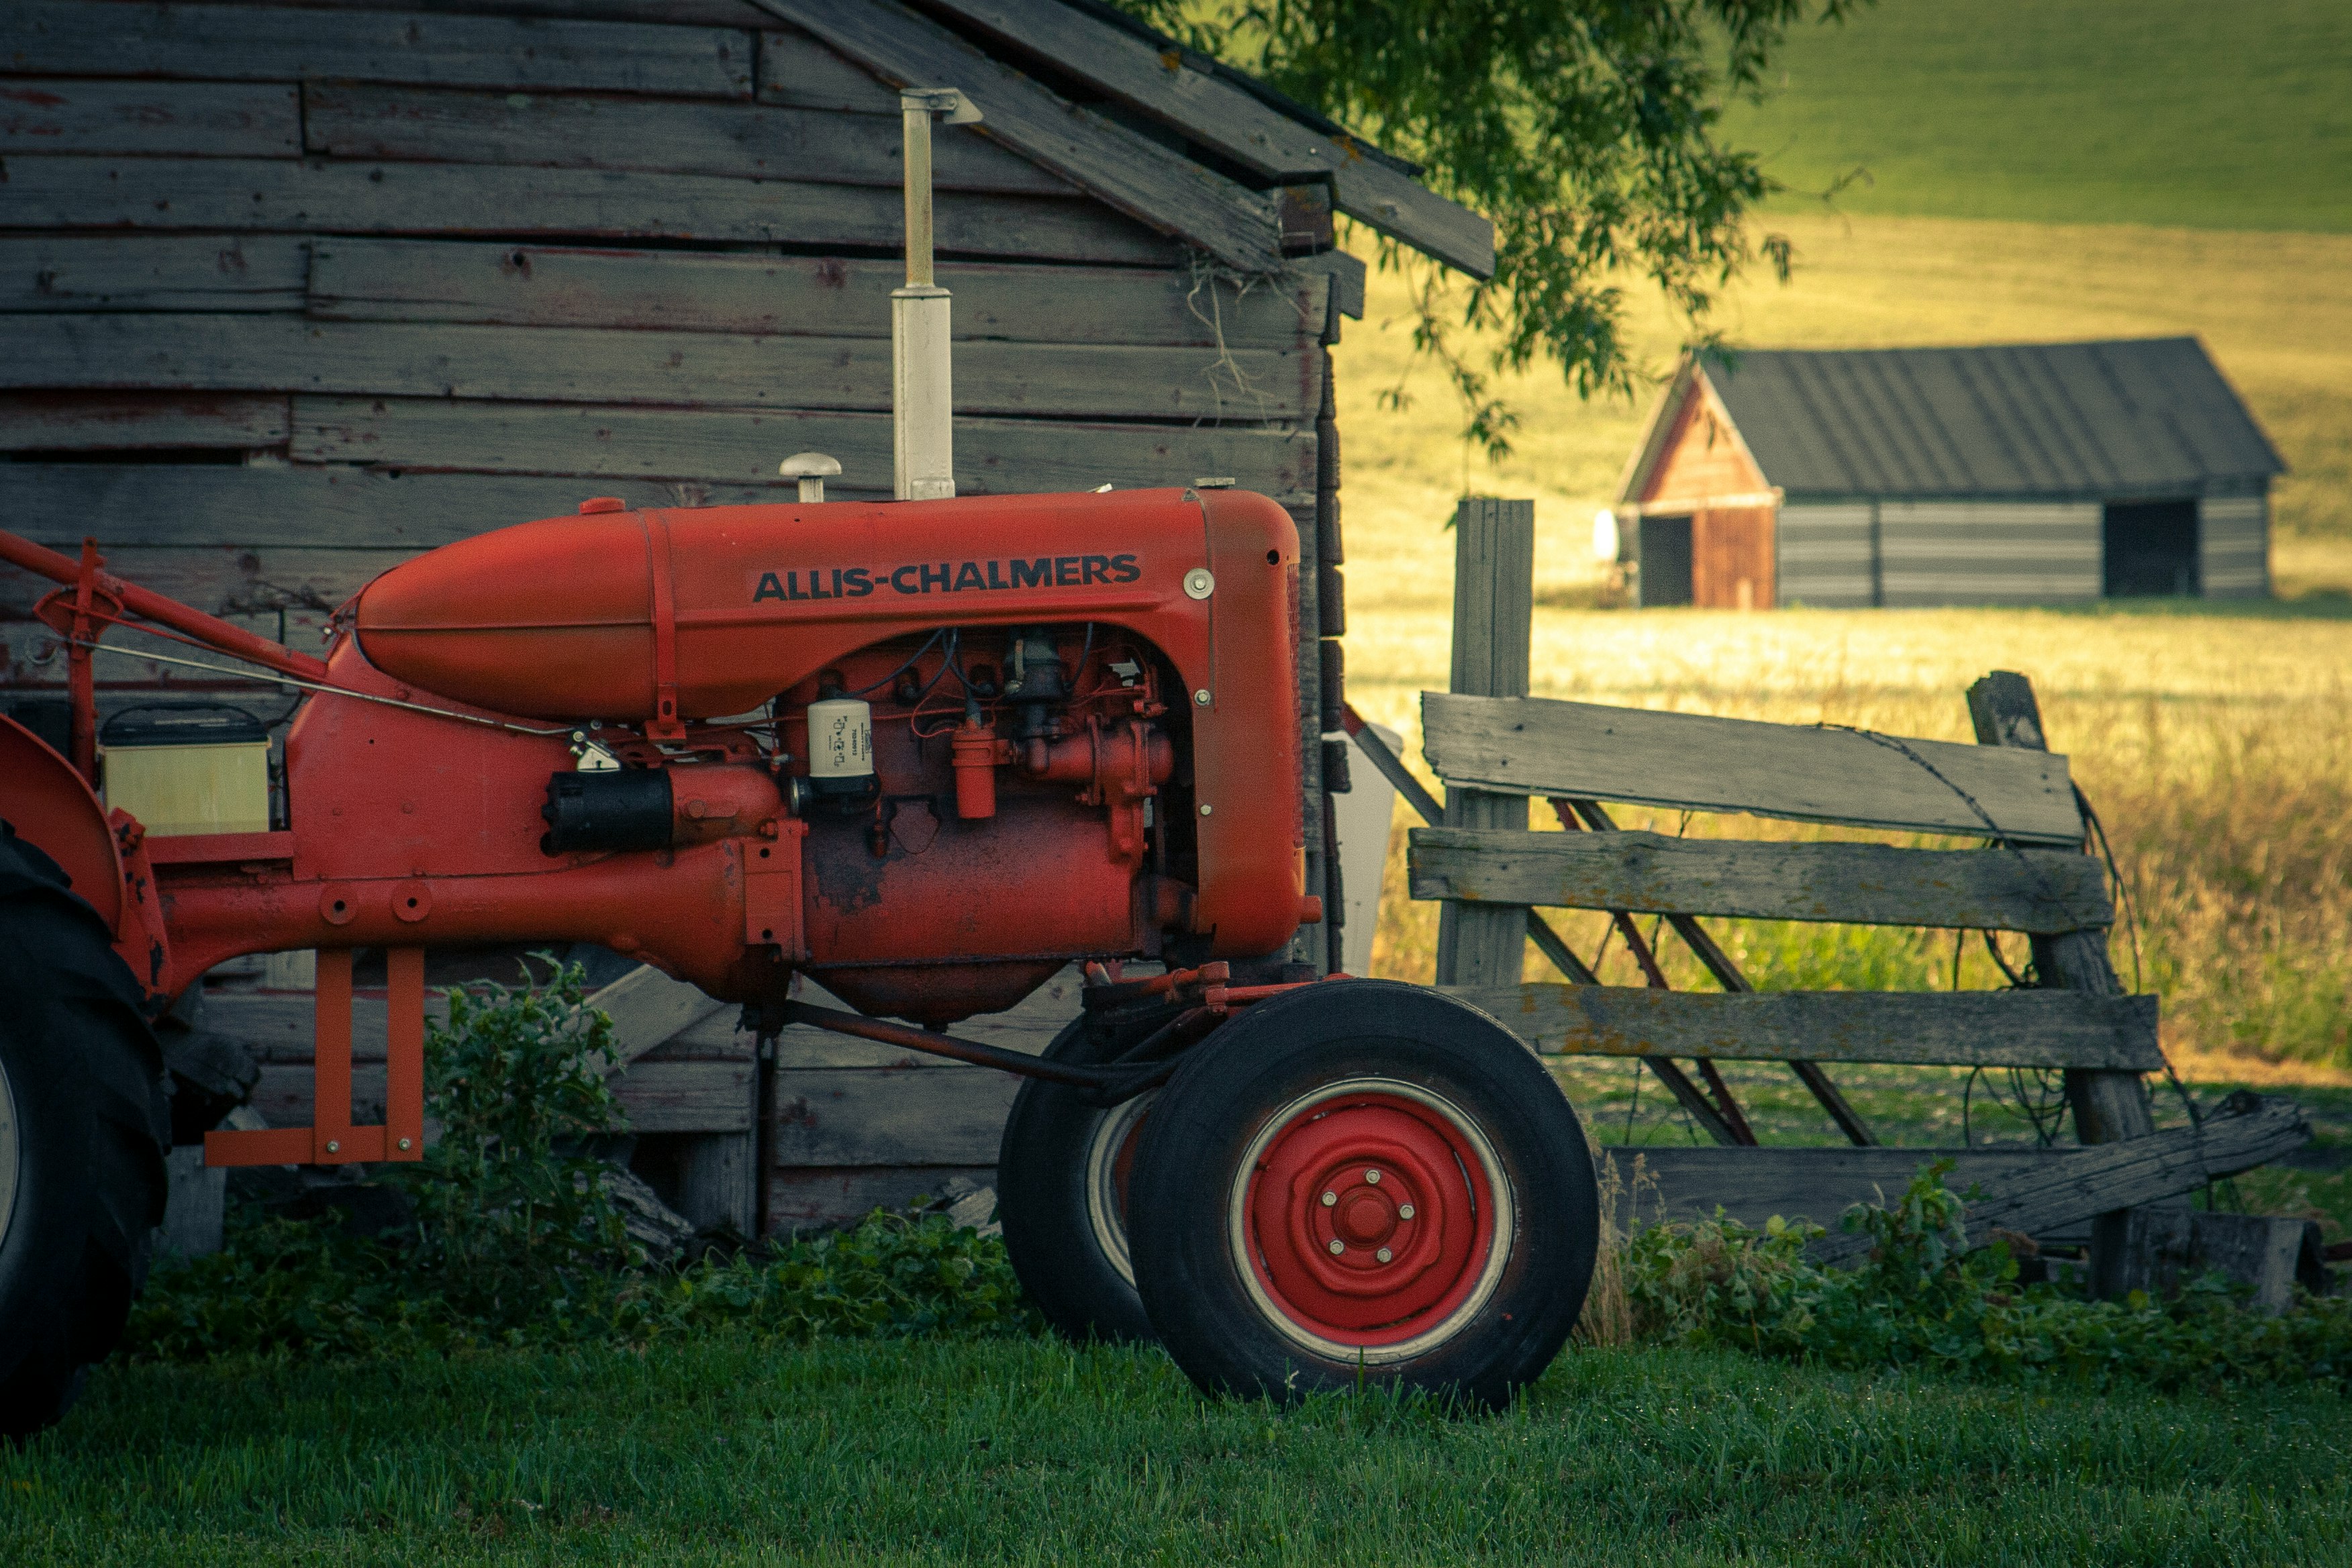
[124,961,1034,1363]
[1627,1160,2352,1390]
[1116,0,1864,454]
[399,965,643,1304]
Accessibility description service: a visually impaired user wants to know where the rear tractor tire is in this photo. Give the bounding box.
[0,824,173,1440]
[995,1015,1158,1343]
[1127,980,1598,1408]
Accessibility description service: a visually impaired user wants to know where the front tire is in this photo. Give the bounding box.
[995,1016,1158,1343]
[0,823,171,1440]
[1128,980,1597,1408]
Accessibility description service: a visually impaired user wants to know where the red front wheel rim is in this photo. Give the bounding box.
[1231,1079,1510,1361]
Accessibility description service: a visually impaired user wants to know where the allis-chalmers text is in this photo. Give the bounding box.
[752,554,1143,603]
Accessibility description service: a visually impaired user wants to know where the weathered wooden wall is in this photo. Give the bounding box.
[1,0,1348,688]
[3,0,1361,1228]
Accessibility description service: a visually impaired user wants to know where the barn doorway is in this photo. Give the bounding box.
[2104,499,2200,597]
[1640,515,1694,606]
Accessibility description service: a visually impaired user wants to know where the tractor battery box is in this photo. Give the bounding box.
[99,704,271,836]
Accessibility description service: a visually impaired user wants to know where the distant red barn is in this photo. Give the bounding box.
[1612,339,2284,608]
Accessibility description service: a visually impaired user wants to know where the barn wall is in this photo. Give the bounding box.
[1775,503,1875,607]
[1876,501,2102,607]
[3,0,1351,1232]
[1638,379,1765,505]
[1,1,1332,696]
[2199,493,2269,599]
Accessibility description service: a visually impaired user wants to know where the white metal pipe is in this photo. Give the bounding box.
[893,88,978,501]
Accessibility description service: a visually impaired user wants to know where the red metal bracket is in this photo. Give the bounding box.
[640,510,688,742]
[204,946,428,1167]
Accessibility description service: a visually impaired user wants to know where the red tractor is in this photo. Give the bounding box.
[0,92,1596,1436]
[0,488,1599,1432]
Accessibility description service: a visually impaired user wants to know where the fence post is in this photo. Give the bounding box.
[1967,669,2164,1296]
[1433,499,1534,987]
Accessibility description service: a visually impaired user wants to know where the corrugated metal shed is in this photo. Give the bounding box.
[1699,338,2284,500]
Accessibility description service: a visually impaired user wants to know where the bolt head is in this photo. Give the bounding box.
[1321,1191,1337,1207]
[1375,1247,1392,1263]
[1363,1169,1380,1184]
[324,1140,340,1155]
[1183,567,1216,600]
[397,1137,413,1151]
[1327,1238,1345,1255]
[1193,688,1212,706]
[1398,1204,1415,1220]
[1198,803,1213,817]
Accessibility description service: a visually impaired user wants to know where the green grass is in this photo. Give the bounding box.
[9,1336,2351,1565]
[1722,0,2352,233]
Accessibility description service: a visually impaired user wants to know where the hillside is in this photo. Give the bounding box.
[1720,0,2352,234]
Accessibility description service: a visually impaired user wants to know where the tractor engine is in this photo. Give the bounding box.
[297,484,1315,1026]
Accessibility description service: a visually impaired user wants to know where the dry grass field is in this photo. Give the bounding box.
[1329,212,2352,1085]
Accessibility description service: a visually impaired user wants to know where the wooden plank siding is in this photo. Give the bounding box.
[2199,494,2268,599]
[0,235,310,312]
[301,83,1074,195]
[2,314,1320,422]
[0,158,1175,263]
[0,78,301,156]
[1877,501,2103,606]
[1408,826,2113,934]
[1,1,761,96]
[306,242,1328,348]
[285,402,1314,498]
[1418,693,2085,845]
[750,0,1285,272]
[0,392,291,451]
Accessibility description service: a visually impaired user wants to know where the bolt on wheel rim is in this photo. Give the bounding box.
[1228,1077,1512,1365]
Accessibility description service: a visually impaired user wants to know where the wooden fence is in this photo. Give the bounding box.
[1377,498,2304,1285]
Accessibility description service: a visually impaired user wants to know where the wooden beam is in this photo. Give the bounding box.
[585,964,729,1069]
[746,0,1285,272]
[1410,826,2113,933]
[288,398,1314,499]
[1,79,299,157]
[0,235,308,313]
[1597,1144,2086,1235]
[302,82,1074,195]
[754,26,902,111]
[307,240,1326,349]
[1,1,757,97]
[1420,692,2085,846]
[772,1065,1016,1165]
[1446,983,2163,1070]
[3,313,1314,423]
[918,0,1496,277]
[0,157,1172,265]
[1808,1098,2308,1267]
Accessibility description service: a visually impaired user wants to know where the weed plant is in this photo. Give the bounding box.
[126,963,1032,1362]
[1620,1161,2352,1392]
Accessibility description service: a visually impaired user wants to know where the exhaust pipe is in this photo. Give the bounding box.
[894,87,981,502]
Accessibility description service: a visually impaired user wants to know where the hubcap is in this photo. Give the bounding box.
[1230,1077,1513,1364]
[0,1055,19,1257]
[1083,1091,1155,1286]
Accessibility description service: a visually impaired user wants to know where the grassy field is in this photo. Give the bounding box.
[11,1336,2352,1565]
[1719,0,2352,234]
[1331,129,2352,1089]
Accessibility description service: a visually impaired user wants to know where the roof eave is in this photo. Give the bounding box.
[911,0,1495,277]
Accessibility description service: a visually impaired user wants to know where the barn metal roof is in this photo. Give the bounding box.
[1692,338,2284,499]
